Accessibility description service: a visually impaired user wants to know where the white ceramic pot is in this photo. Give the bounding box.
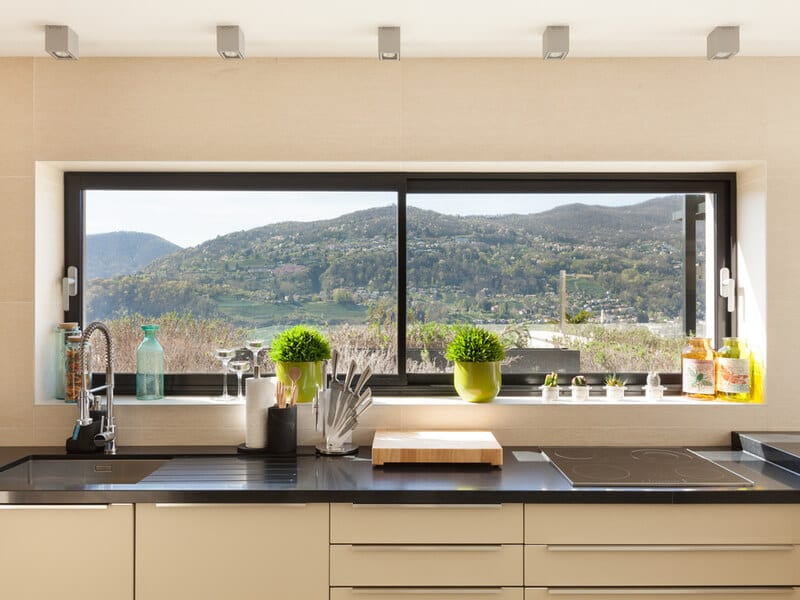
[570,385,591,401]
[540,385,559,401]
[604,385,626,401]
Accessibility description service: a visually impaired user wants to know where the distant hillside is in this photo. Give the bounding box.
[85,198,688,326]
[86,231,181,280]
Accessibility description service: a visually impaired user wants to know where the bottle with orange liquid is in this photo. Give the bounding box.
[715,337,752,402]
[681,337,715,399]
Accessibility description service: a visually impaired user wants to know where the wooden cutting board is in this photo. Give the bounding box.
[371,430,503,466]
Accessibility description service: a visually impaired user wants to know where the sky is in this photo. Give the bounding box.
[86,189,670,248]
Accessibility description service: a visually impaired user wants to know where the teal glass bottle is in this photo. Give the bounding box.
[136,324,164,400]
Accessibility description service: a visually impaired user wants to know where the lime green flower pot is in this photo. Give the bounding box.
[453,361,501,403]
[275,360,324,404]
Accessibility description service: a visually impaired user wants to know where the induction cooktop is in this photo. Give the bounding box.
[541,446,754,487]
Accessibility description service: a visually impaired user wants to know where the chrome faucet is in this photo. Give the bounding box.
[78,321,117,454]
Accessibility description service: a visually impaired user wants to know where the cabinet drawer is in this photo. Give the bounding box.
[333,587,523,600]
[331,544,523,587]
[525,588,800,599]
[525,504,800,544]
[525,544,800,587]
[332,503,523,543]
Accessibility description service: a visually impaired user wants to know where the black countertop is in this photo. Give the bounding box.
[2,443,800,504]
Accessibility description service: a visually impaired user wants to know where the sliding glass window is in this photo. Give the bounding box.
[64,172,734,395]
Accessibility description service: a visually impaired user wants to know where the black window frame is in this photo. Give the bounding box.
[64,171,735,397]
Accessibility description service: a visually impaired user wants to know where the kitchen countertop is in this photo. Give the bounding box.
[2,442,800,504]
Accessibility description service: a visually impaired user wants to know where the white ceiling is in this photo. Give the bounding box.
[3,0,800,58]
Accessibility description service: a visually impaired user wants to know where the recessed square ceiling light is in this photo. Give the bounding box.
[45,25,78,60]
[378,26,401,60]
[217,25,245,59]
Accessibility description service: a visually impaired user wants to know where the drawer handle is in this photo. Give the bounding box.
[547,588,797,595]
[545,544,795,552]
[154,503,307,508]
[348,588,505,595]
[350,544,503,552]
[351,504,503,509]
[0,505,108,510]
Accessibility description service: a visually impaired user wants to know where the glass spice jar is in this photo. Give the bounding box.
[65,334,90,404]
[55,322,80,400]
[715,337,752,402]
[681,337,715,399]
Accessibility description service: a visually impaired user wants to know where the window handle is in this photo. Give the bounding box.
[62,265,78,312]
[720,267,735,312]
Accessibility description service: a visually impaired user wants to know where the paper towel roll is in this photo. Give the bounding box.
[245,377,276,449]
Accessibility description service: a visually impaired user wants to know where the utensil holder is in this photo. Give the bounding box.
[267,405,297,456]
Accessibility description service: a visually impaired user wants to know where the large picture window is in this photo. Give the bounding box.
[64,172,735,396]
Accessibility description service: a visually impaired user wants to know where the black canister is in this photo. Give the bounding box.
[267,405,297,456]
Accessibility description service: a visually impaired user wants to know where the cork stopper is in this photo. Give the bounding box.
[59,322,80,330]
[66,335,83,343]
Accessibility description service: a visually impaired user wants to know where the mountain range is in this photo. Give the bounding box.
[85,196,687,326]
[86,231,181,280]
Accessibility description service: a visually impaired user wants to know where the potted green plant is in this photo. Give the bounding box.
[270,325,332,403]
[445,325,505,403]
[570,375,590,401]
[604,373,627,401]
[541,371,559,401]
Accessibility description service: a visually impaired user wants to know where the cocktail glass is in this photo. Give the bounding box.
[229,359,252,399]
[215,348,236,400]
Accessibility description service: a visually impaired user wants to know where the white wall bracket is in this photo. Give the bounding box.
[62,266,78,312]
[719,267,735,313]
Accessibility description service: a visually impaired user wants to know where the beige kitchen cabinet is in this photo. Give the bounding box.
[330,502,523,544]
[136,503,328,600]
[0,503,133,600]
[330,503,524,591]
[524,504,800,592]
[525,543,800,587]
[524,504,800,545]
[332,543,523,587]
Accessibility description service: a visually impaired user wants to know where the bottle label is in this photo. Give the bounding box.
[682,359,715,395]
[716,358,751,394]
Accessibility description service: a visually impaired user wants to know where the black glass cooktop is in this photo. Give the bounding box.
[542,446,754,487]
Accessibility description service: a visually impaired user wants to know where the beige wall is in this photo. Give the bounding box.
[0,56,796,447]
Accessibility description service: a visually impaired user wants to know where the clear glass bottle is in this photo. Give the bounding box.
[681,337,715,399]
[55,322,80,400]
[715,337,752,402]
[65,334,89,404]
[136,324,164,400]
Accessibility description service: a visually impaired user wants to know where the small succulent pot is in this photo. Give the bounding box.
[540,385,559,401]
[570,385,591,401]
[642,385,666,401]
[453,361,502,403]
[540,371,560,400]
[604,385,626,401]
[275,360,323,404]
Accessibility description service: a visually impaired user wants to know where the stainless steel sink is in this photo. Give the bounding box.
[0,457,169,488]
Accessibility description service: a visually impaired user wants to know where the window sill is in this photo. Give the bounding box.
[37,395,758,407]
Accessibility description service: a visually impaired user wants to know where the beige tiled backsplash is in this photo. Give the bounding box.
[2,56,800,445]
